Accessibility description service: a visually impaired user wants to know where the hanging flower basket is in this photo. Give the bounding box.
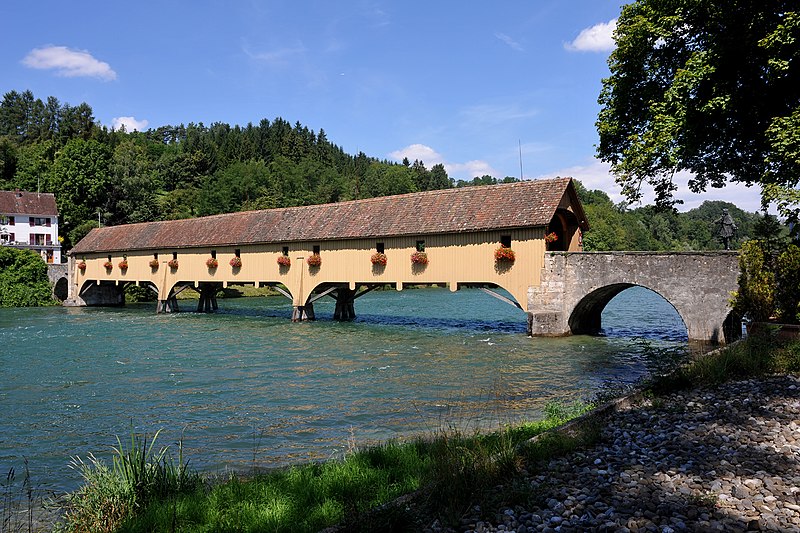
[544,232,559,244]
[411,251,428,265]
[307,254,322,267]
[118,260,129,270]
[277,256,291,267]
[77,261,87,272]
[149,259,159,269]
[168,259,179,269]
[206,257,218,268]
[230,256,242,268]
[371,252,388,266]
[494,247,515,263]
[103,261,113,270]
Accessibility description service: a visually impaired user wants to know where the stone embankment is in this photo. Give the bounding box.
[449,375,800,532]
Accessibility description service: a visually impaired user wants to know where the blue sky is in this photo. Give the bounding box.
[1,0,761,211]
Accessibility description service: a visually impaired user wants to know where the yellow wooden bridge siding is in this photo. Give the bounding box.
[73,227,548,309]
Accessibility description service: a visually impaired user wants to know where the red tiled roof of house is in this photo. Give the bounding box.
[71,178,584,253]
[0,190,58,216]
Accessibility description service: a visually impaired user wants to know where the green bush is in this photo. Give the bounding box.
[0,247,57,307]
[731,240,775,322]
[775,244,800,324]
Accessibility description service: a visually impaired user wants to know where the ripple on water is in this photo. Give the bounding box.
[1,286,688,492]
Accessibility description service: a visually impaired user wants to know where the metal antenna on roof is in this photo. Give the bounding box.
[518,140,524,181]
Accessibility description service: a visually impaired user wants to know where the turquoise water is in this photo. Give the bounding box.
[1,286,687,492]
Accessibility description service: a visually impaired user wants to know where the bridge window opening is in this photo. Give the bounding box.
[416,240,425,252]
[282,246,289,256]
[376,242,385,254]
[500,235,511,248]
[211,250,217,259]
[234,249,240,258]
[313,245,320,255]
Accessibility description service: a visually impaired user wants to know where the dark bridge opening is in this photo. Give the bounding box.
[569,285,689,341]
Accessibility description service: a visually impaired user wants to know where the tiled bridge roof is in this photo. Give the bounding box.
[71,177,581,253]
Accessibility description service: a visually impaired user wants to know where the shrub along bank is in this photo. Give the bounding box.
[0,247,57,307]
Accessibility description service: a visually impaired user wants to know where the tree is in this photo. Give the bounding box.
[50,138,111,245]
[597,2,800,216]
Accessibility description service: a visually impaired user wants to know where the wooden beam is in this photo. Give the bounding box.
[307,286,339,304]
[478,287,521,309]
[273,285,293,301]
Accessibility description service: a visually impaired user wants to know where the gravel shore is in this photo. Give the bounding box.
[440,375,800,533]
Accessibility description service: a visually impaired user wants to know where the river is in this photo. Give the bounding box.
[1,286,688,492]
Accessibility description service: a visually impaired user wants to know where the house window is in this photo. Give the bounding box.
[0,233,13,243]
[376,242,385,254]
[416,240,425,252]
[30,234,49,246]
[235,249,241,257]
[282,246,289,256]
[29,217,49,227]
[0,216,13,226]
[153,253,158,260]
[172,252,178,260]
[211,250,217,259]
[313,245,320,255]
[107,254,112,262]
[500,235,512,248]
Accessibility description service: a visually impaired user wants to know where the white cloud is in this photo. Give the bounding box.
[243,42,306,66]
[388,144,500,180]
[535,159,765,213]
[495,32,524,52]
[21,46,117,80]
[565,19,617,53]
[112,116,149,132]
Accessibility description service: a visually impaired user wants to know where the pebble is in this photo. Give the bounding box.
[446,375,800,533]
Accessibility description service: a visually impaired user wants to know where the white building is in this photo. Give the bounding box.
[0,190,61,263]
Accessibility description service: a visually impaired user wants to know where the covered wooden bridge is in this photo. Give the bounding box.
[66,177,588,332]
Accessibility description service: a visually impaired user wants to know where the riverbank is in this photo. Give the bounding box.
[445,374,800,532]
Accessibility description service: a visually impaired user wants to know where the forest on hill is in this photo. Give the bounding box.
[0,89,768,252]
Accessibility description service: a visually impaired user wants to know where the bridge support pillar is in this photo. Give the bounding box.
[157,295,179,313]
[292,303,315,321]
[197,283,220,313]
[333,288,357,321]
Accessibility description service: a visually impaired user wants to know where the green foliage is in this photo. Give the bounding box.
[775,244,800,323]
[61,429,201,533]
[597,2,800,217]
[732,240,776,322]
[0,247,56,307]
[574,180,762,251]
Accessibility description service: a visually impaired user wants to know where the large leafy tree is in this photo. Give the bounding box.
[597,1,800,217]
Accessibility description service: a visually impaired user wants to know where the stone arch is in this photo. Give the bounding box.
[567,283,687,336]
[53,276,69,301]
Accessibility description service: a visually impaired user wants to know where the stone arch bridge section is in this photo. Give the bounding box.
[527,252,741,344]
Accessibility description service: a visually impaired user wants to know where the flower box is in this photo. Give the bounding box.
[118,260,128,270]
[77,261,87,271]
[168,259,179,269]
[277,256,291,267]
[206,257,218,268]
[229,256,242,268]
[307,254,322,267]
[371,252,388,266]
[544,232,558,244]
[494,247,515,262]
[103,261,113,270]
[149,259,159,269]
[411,251,428,265]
